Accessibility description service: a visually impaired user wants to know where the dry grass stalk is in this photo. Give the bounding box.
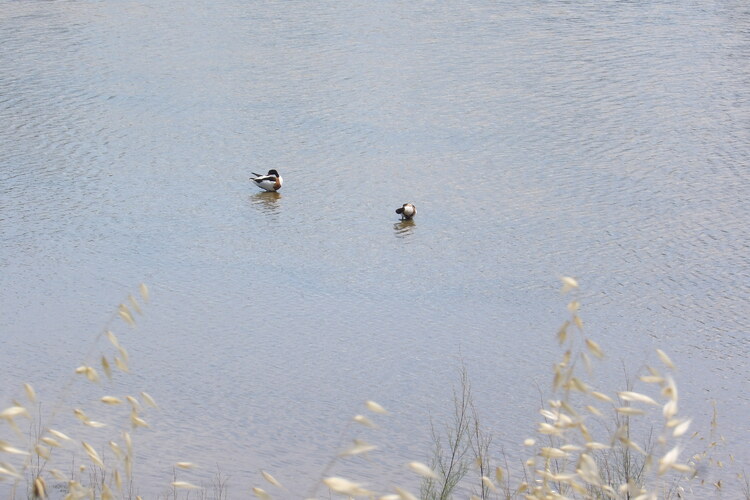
[3,279,740,498]
[413,277,732,499]
[0,285,167,499]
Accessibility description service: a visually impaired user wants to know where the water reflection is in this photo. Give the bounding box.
[393,219,416,239]
[250,191,282,215]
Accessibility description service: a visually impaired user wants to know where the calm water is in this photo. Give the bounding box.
[1,0,749,497]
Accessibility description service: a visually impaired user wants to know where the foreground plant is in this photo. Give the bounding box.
[3,279,737,499]
[0,285,162,499]
[421,277,716,500]
[517,277,696,499]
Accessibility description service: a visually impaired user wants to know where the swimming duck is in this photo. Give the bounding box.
[250,169,283,192]
[395,203,417,220]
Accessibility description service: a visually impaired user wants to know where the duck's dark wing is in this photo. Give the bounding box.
[252,174,277,182]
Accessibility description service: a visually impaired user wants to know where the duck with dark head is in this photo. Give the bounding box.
[250,169,283,192]
[395,203,416,220]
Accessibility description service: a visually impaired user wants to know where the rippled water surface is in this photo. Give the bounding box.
[2,0,749,497]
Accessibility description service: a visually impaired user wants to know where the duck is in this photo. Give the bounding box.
[250,169,283,192]
[395,203,416,220]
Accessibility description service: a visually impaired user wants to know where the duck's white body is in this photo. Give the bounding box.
[396,203,416,220]
[251,170,283,192]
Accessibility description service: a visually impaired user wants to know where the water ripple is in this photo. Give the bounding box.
[2,0,749,496]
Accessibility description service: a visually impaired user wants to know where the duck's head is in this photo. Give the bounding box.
[267,169,280,177]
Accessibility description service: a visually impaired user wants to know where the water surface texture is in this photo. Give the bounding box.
[2,1,749,497]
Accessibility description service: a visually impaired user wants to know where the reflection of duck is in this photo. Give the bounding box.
[251,191,282,214]
[250,169,283,192]
[395,203,416,220]
[393,218,416,238]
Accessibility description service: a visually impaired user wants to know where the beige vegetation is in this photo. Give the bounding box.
[0,280,745,499]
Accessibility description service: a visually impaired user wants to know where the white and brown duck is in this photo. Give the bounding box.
[250,169,283,192]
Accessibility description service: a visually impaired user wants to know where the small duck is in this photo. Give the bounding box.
[395,203,417,220]
[250,169,283,192]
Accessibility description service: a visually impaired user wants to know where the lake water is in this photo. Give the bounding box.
[1,0,748,498]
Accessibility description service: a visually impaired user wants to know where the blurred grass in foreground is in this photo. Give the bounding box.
[0,280,744,499]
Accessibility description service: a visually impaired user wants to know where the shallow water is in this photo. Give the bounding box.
[1,0,749,497]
